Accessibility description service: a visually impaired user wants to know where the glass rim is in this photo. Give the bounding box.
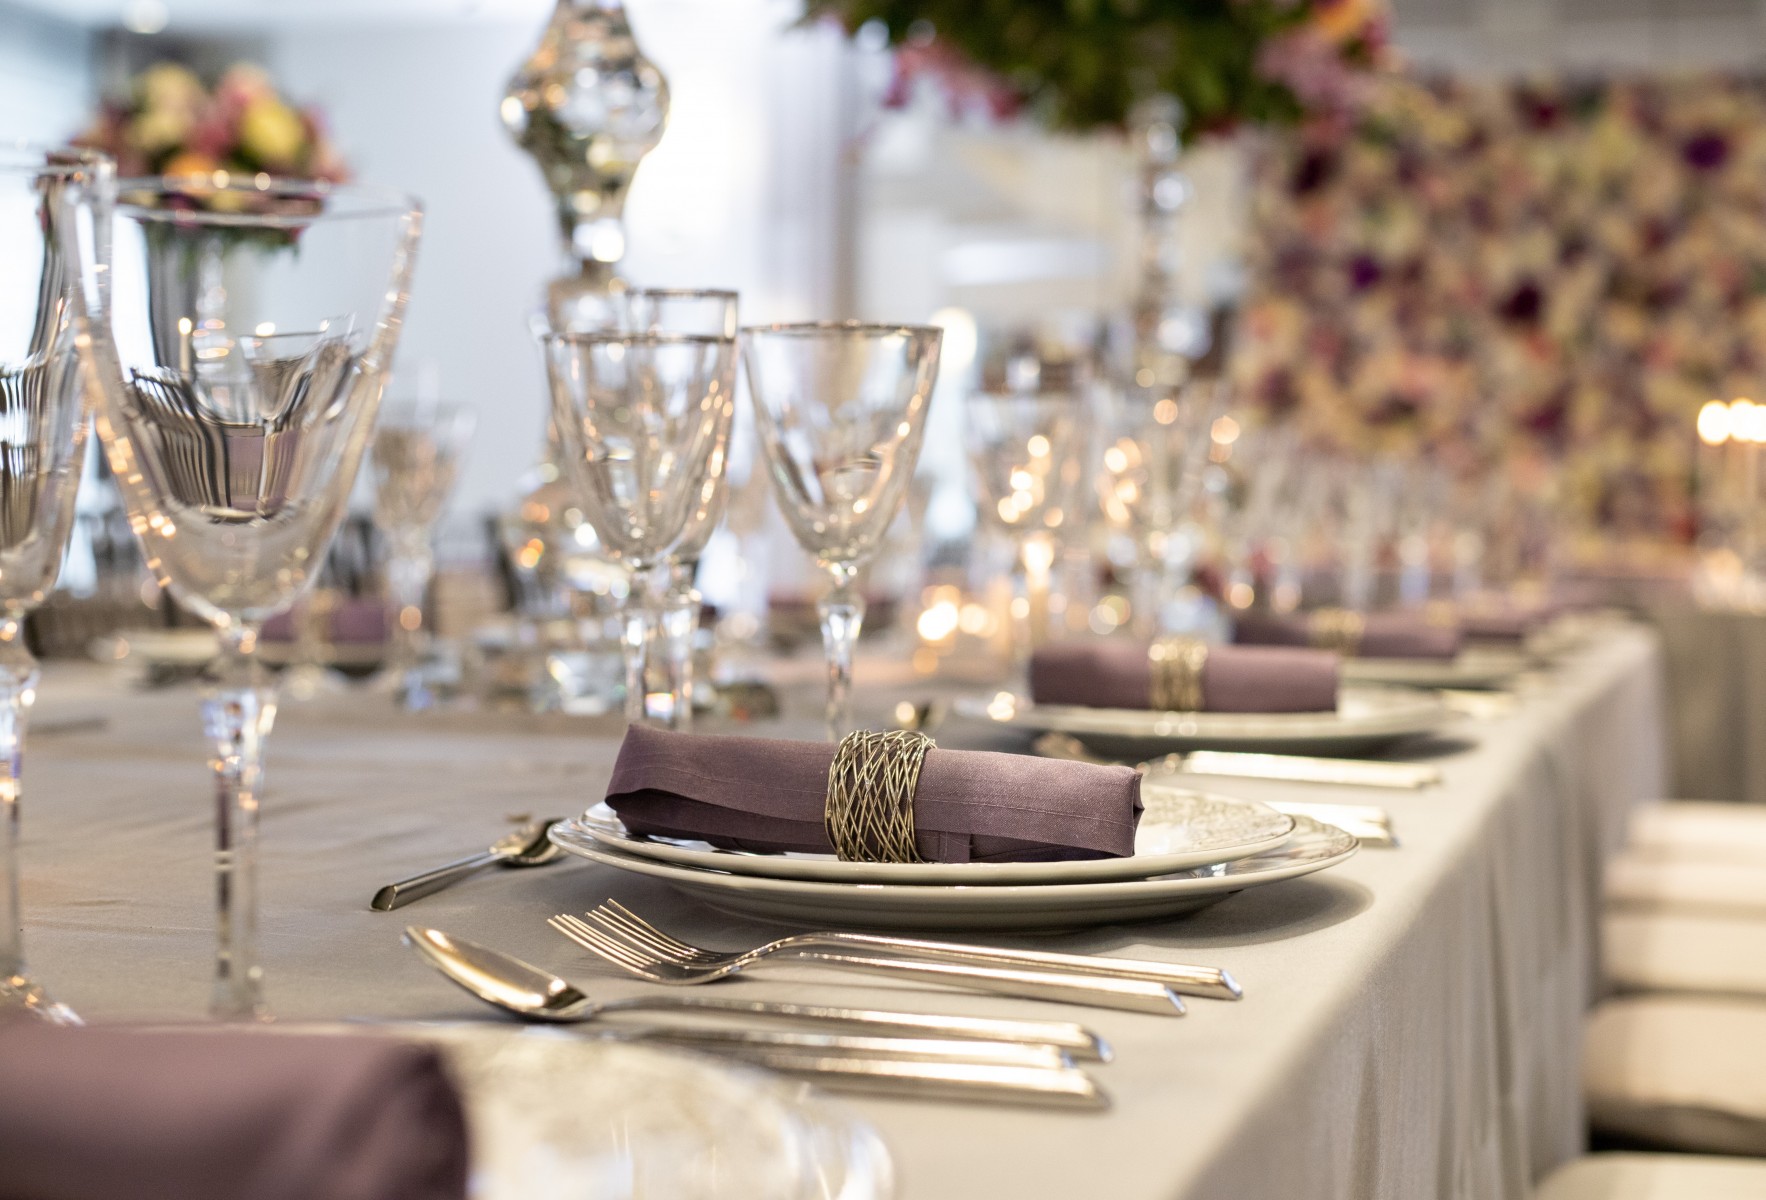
[739,320,941,339]
[0,142,113,179]
[113,173,421,228]
[539,330,736,347]
[624,287,740,301]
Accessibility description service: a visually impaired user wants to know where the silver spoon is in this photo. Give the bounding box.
[403,926,1110,1061]
[371,819,565,911]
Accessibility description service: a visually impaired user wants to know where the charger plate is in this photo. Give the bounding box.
[552,815,1358,932]
[954,684,1449,757]
[568,785,1294,886]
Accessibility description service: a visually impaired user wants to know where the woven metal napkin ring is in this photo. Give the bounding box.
[825,729,935,863]
[1308,608,1366,655]
[1148,635,1209,712]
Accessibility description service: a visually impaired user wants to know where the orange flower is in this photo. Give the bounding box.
[160,151,219,178]
[1310,0,1380,43]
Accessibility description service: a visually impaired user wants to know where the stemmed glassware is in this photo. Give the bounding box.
[965,363,1086,663]
[541,331,738,725]
[616,289,738,729]
[0,145,111,1023]
[742,322,942,739]
[369,399,475,710]
[66,174,422,1018]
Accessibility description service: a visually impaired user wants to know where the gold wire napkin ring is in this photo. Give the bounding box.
[1148,635,1210,712]
[825,729,935,863]
[1308,608,1366,655]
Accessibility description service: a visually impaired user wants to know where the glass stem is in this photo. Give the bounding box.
[818,563,865,741]
[661,560,699,732]
[387,533,433,690]
[204,622,275,1021]
[621,565,654,724]
[0,618,38,992]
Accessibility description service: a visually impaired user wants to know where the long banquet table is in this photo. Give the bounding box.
[19,624,1665,1199]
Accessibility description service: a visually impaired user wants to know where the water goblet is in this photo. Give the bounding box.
[67,174,422,1019]
[741,322,942,740]
[541,331,737,725]
[370,399,475,710]
[965,368,1086,663]
[0,145,111,1024]
[618,288,739,729]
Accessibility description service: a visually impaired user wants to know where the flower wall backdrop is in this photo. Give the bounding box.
[1237,72,1766,541]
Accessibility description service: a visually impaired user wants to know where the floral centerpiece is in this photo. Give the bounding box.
[77,61,347,184]
[802,0,1387,139]
[75,63,352,369]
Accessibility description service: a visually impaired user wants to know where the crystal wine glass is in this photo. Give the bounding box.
[618,288,738,730]
[742,322,942,739]
[370,399,475,710]
[66,174,422,1019]
[0,145,111,1024]
[541,331,737,724]
[965,367,1086,663]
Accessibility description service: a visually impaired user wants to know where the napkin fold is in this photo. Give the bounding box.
[1029,640,1339,713]
[0,1021,469,1200]
[1233,611,1463,660]
[606,725,1142,863]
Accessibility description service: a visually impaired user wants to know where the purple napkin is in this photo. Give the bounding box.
[1029,640,1338,713]
[262,599,391,645]
[1234,611,1463,660]
[0,1021,469,1200]
[606,725,1142,863]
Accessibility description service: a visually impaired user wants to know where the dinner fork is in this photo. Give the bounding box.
[554,901,1239,1000]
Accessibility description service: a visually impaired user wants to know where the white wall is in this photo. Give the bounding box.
[0,2,95,143]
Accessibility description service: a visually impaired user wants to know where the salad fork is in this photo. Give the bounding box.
[547,912,1192,1014]
[553,900,1239,1001]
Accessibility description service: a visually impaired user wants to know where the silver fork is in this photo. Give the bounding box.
[580,900,1240,998]
[548,912,1191,1015]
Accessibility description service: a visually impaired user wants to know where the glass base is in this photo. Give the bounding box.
[1,971,80,1026]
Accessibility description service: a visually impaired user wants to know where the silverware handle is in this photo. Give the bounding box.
[623,1026,1069,1069]
[711,1052,1109,1109]
[371,852,500,911]
[606,995,1110,1061]
[792,952,1185,1016]
[796,934,1240,1001]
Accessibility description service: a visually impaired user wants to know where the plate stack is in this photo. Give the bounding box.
[550,780,1360,933]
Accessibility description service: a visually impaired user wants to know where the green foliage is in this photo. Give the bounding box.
[804,0,1314,137]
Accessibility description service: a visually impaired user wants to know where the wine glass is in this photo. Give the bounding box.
[741,322,942,739]
[541,331,737,725]
[369,399,475,710]
[1097,380,1218,636]
[0,145,111,1024]
[617,288,738,730]
[66,174,422,1019]
[965,364,1086,663]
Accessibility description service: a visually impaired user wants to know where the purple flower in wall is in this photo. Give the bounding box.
[1349,254,1383,290]
[1683,131,1730,171]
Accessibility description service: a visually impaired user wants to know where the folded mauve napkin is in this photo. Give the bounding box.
[1029,640,1339,713]
[1233,611,1463,660]
[606,725,1142,863]
[262,598,391,645]
[0,1021,469,1200]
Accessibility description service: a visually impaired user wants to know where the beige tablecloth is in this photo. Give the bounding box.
[17,627,1665,1200]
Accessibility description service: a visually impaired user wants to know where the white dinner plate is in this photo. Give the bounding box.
[266,1025,890,1200]
[551,815,1359,932]
[1341,650,1529,692]
[953,684,1450,758]
[570,785,1295,886]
